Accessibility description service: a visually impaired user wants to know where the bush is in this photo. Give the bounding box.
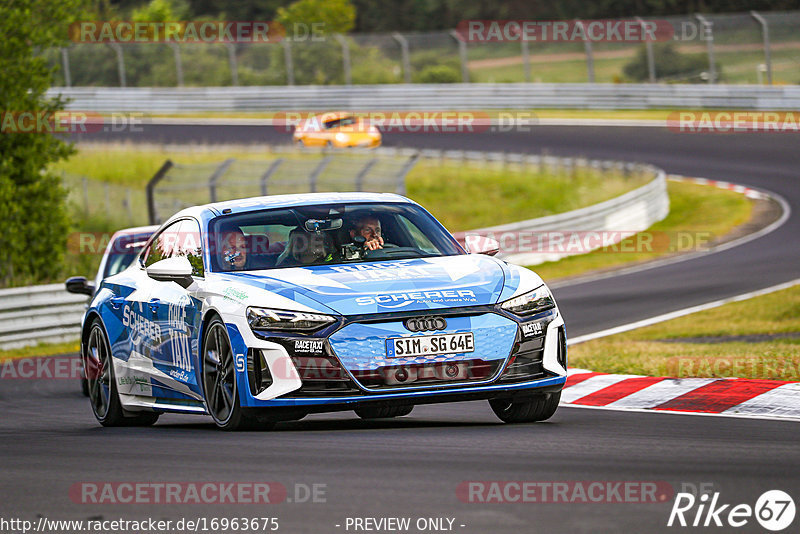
[414,64,460,83]
[623,43,722,83]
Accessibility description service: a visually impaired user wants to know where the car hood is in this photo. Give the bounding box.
[212,255,522,316]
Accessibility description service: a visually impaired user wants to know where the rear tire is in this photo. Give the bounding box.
[85,320,159,427]
[355,405,413,419]
[489,392,561,423]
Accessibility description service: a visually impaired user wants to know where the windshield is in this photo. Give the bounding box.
[208,202,463,272]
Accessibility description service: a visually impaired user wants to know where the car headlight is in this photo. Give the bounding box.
[335,133,348,143]
[500,285,555,316]
[247,307,336,332]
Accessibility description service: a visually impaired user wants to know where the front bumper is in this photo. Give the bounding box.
[227,306,567,410]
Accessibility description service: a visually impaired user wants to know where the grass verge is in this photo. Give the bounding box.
[532,181,753,282]
[53,144,650,230]
[0,340,80,361]
[569,284,800,381]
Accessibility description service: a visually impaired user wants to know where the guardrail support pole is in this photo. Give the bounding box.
[109,43,126,87]
[521,39,531,82]
[146,160,174,225]
[636,16,656,83]
[169,43,184,87]
[695,15,716,84]
[750,11,772,85]
[334,34,352,85]
[208,159,235,203]
[449,30,469,82]
[60,48,71,87]
[574,20,595,83]
[392,33,412,83]
[282,40,295,85]
[226,43,239,86]
[260,158,283,196]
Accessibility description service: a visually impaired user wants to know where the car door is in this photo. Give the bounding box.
[149,218,204,396]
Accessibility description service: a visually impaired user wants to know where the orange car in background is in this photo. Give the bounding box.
[293,112,381,148]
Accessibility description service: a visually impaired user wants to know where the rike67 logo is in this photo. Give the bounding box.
[668,490,795,531]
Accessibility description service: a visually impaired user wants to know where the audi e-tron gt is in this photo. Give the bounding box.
[82,193,567,430]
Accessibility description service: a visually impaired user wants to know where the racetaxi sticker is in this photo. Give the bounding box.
[294,339,324,354]
[521,321,544,337]
[329,260,432,282]
[356,289,477,308]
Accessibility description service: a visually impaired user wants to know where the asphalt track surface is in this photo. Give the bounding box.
[1,125,797,533]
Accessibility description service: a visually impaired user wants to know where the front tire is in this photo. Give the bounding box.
[85,320,159,427]
[202,317,268,431]
[489,392,561,423]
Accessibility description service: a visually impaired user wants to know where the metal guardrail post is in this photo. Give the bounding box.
[260,158,283,196]
[521,39,531,83]
[695,15,717,84]
[308,156,332,193]
[109,43,126,87]
[395,153,419,196]
[750,11,772,85]
[226,43,239,86]
[60,48,71,87]
[334,34,352,85]
[169,43,184,87]
[449,30,469,82]
[392,33,412,83]
[283,40,295,85]
[636,17,656,83]
[146,160,174,225]
[354,158,378,191]
[574,20,595,83]
[208,159,235,203]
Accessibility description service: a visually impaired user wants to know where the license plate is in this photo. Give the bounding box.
[386,332,475,358]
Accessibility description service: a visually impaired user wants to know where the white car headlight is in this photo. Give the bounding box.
[335,132,348,143]
[500,285,555,316]
[247,307,336,332]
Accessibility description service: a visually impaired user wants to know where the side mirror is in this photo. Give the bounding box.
[65,276,95,296]
[146,256,194,288]
[465,235,500,256]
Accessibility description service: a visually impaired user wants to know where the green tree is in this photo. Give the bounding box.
[0,0,87,286]
[271,0,357,85]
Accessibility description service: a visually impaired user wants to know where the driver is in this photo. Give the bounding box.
[350,215,384,251]
[276,227,334,267]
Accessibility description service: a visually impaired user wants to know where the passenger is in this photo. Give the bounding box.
[218,229,248,270]
[276,227,334,267]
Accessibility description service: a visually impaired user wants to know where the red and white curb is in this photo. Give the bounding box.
[561,369,800,421]
[667,174,767,200]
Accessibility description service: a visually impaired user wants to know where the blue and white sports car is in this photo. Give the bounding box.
[82,193,567,430]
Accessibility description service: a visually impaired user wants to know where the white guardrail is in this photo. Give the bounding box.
[48,84,800,112]
[0,284,87,350]
[0,154,667,350]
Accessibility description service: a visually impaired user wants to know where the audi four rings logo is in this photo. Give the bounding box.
[404,316,447,332]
